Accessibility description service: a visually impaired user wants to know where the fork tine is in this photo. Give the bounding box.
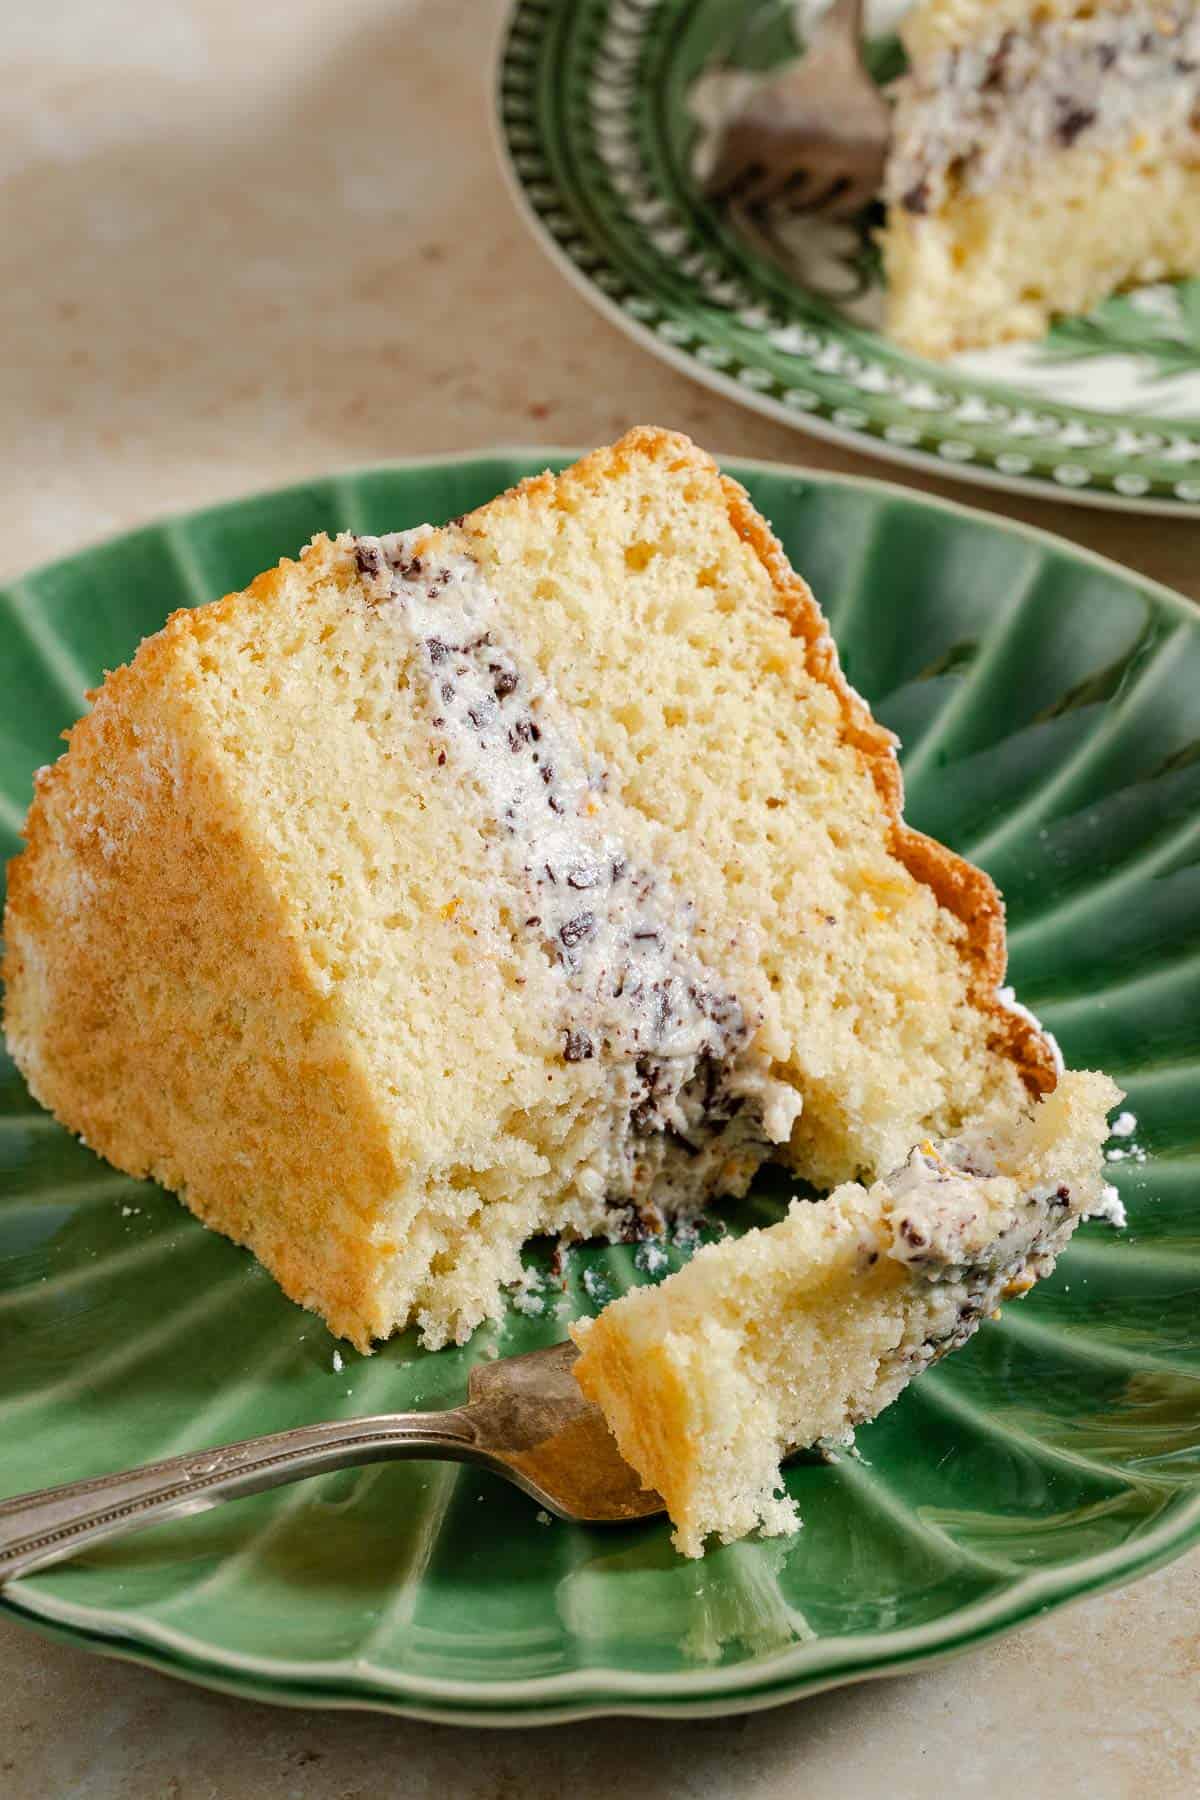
[700,0,890,233]
[705,154,768,207]
[729,205,833,288]
[834,176,880,218]
[726,200,787,265]
[786,176,849,215]
[825,169,882,218]
[778,168,813,203]
[726,162,796,213]
[746,160,821,212]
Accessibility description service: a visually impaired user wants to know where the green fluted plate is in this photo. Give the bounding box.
[495,0,1200,515]
[1,454,1199,1726]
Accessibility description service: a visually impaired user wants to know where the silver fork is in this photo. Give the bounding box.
[0,1341,662,1583]
[705,0,890,220]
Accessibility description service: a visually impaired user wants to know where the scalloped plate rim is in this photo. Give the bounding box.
[489,0,1200,520]
[1,450,1198,1724]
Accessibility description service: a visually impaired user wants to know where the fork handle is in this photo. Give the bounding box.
[0,1410,478,1583]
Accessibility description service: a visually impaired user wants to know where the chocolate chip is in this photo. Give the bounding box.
[508,718,539,752]
[426,637,449,664]
[468,698,496,730]
[902,179,931,215]
[1056,104,1096,147]
[525,915,542,928]
[563,1030,594,1062]
[981,30,1014,91]
[559,912,596,949]
[649,981,674,1033]
[692,1052,718,1112]
[701,991,740,1028]
[899,1219,928,1249]
[630,1099,657,1134]
[354,542,383,578]
[491,666,519,699]
[666,1127,702,1159]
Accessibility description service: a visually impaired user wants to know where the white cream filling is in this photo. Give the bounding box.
[354,530,802,1220]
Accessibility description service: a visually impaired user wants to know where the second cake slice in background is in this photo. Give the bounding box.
[882,0,1200,356]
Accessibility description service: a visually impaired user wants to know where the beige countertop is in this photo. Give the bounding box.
[2,1,1197,1793]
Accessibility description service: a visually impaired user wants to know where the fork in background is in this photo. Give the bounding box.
[704,0,890,229]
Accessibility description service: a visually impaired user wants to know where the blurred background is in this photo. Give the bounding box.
[4,0,1198,593]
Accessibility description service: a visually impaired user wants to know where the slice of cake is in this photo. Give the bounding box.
[6,428,1078,1352]
[572,1068,1120,1557]
[881,0,1200,356]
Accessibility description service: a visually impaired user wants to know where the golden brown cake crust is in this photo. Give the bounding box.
[466,427,1057,1098]
[2,556,405,1352]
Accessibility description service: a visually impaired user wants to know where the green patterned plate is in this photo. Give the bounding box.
[494,0,1200,515]
[1,453,1199,1725]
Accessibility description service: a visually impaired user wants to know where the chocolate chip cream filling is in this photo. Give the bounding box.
[888,0,1200,214]
[354,531,801,1224]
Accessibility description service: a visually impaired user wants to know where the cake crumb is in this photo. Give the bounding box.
[535,1509,552,1526]
[634,1239,669,1277]
[509,1265,546,1317]
[582,1266,613,1307]
[1110,1111,1137,1138]
[1087,1184,1127,1230]
[1106,1143,1147,1163]
[671,1217,702,1252]
[332,1349,344,1373]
